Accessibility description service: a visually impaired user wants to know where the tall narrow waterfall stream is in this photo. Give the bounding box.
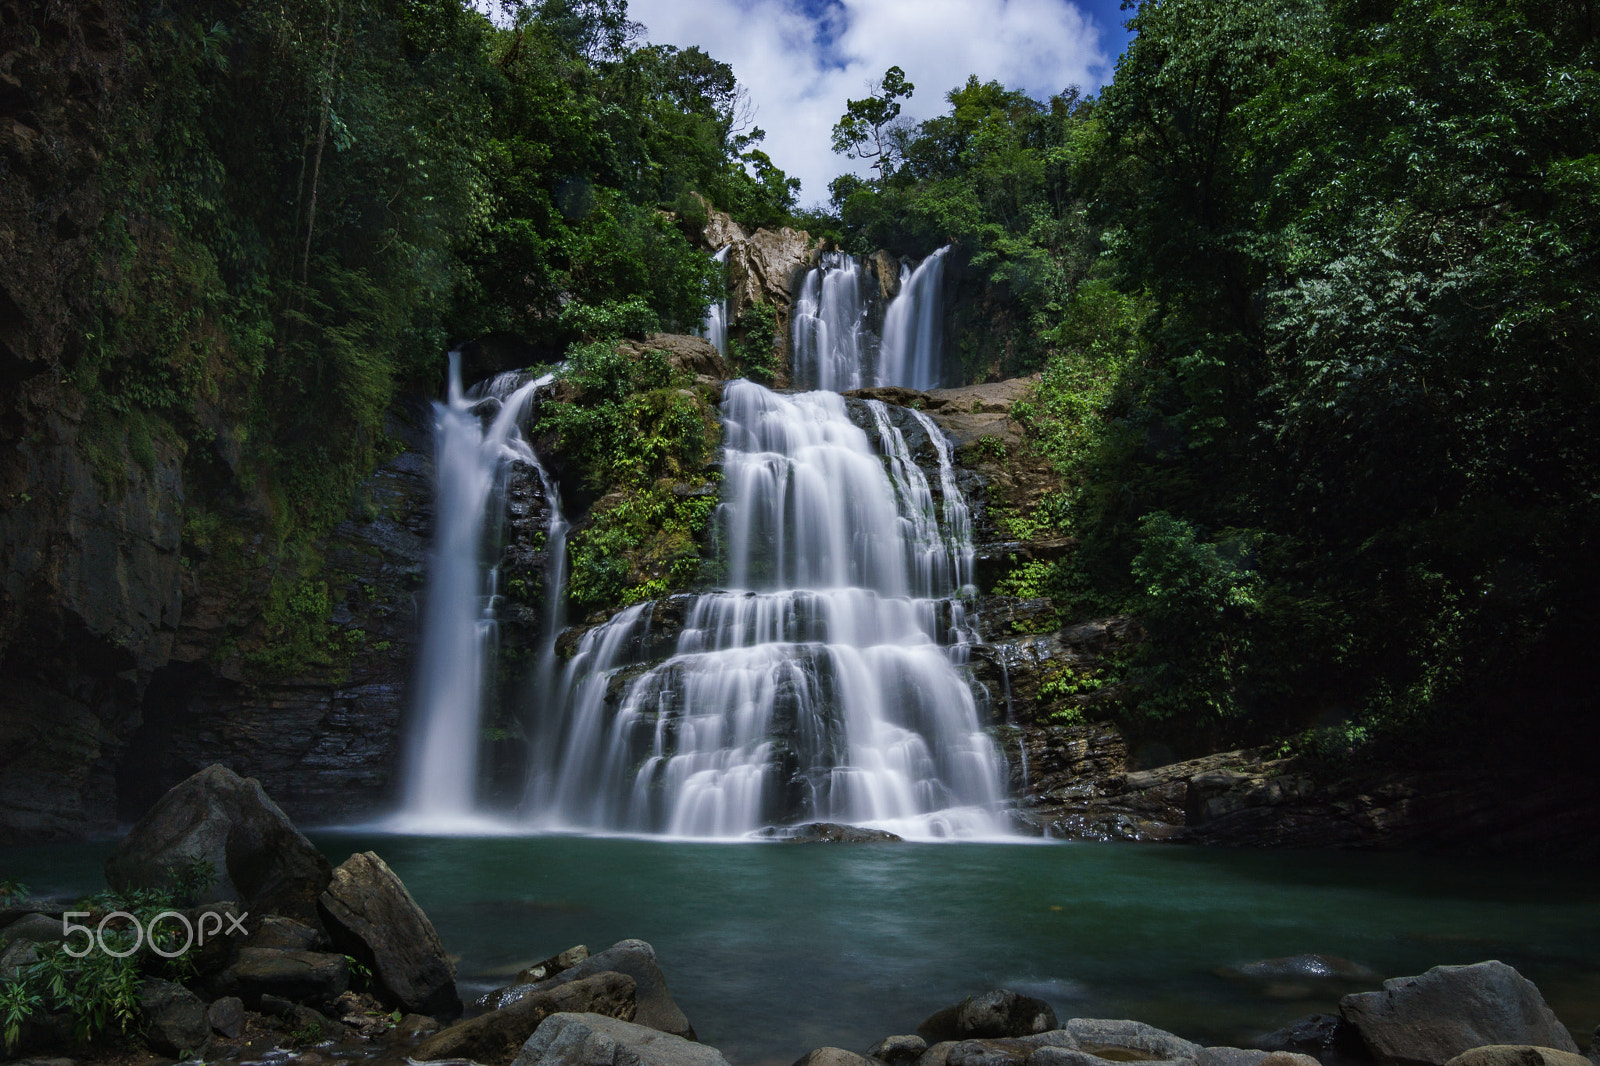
[397,355,562,830]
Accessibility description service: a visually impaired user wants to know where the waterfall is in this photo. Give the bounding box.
[878,246,949,390]
[523,380,1009,839]
[696,245,731,358]
[790,252,868,391]
[396,355,558,828]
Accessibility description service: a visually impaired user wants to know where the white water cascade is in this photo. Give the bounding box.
[696,245,731,358]
[397,355,560,828]
[522,380,1008,839]
[790,252,868,391]
[878,245,949,390]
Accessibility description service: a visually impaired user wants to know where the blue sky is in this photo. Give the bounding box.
[624,0,1135,206]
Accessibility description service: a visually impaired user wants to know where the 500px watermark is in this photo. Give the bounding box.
[60,909,250,958]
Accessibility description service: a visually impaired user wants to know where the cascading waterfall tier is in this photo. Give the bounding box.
[523,380,1008,839]
[396,355,564,830]
[878,246,950,391]
[790,246,951,391]
[790,252,868,392]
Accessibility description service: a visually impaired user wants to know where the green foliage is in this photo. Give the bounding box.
[831,66,916,175]
[567,487,719,615]
[54,0,796,680]
[728,301,780,383]
[825,74,1105,376]
[0,865,215,1051]
[542,337,722,614]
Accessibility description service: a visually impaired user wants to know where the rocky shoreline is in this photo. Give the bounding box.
[3,767,1596,1066]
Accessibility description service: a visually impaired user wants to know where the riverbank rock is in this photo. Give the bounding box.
[104,764,332,923]
[920,1033,1080,1066]
[918,990,1058,1042]
[216,947,350,1007]
[319,850,461,1019]
[1062,1019,1202,1063]
[1446,1049,1592,1066]
[413,972,635,1066]
[870,1035,930,1063]
[796,1049,880,1066]
[1340,962,1579,1066]
[1254,1013,1361,1059]
[515,945,590,985]
[483,939,694,1040]
[138,978,211,1056]
[511,1012,731,1066]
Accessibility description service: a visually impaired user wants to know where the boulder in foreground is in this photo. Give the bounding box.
[918,990,1058,1043]
[412,972,635,1066]
[105,764,331,923]
[319,850,461,1019]
[1446,1048,1592,1066]
[511,1011,730,1066]
[1340,961,1579,1066]
[486,939,694,1039]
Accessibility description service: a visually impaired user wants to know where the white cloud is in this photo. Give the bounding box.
[626,0,1111,206]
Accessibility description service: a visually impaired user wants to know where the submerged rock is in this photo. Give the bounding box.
[1340,961,1578,1066]
[756,822,905,843]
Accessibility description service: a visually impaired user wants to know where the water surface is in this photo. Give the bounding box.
[8,836,1596,1065]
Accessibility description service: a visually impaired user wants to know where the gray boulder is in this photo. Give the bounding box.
[870,1035,930,1063]
[1253,1014,1357,1059]
[105,764,332,923]
[251,915,326,951]
[0,914,66,982]
[208,995,246,1039]
[1340,962,1579,1066]
[318,850,461,1019]
[510,1012,730,1066]
[1197,1050,1270,1066]
[1029,1050,1137,1066]
[919,991,1059,1043]
[1446,1048,1591,1066]
[139,978,212,1056]
[1062,1019,1202,1062]
[0,913,64,952]
[411,972,636,1066]
[219,946,350,1007]
[795,1050,879,1066]
[486,939,693,1039]
[514,944,590,985]
[920,1034,1079,1066]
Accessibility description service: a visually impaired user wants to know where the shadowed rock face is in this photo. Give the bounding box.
[1340,961,1579,1066]
[104,763,332,923]
[413,972,636,1066]
[319,850,462,1020]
